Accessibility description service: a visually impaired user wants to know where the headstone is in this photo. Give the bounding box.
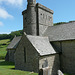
[58,70,64,75]
[39,67,50,75]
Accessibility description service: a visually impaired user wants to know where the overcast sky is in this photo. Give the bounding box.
[0,0,75,34]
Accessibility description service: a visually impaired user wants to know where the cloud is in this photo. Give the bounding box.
[0,21,3,26]
[0,8,13,19]
[0,0,25,6]
[6,0,23,6]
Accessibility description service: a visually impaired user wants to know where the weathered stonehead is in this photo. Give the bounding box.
[27,0,36,5]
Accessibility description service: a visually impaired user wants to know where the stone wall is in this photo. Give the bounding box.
[51,40,75,74]
[9,49,15,62]
[39,54,60,75]
[5,50,9,61]
[51,41,61,52]
[14,35,39,73]
[60,40,75,74]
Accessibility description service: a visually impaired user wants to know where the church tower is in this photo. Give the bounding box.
[22,0,37,35]
[22,0,54,36]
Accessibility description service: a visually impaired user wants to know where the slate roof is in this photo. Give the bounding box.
[7,36,22,49]
[26,34,56,56]
[44,22,75,41]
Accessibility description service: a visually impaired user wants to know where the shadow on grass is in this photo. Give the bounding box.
[0,46,4,48]
[64,73,73,75]
[0,60,14,66]
[0,56,5,60]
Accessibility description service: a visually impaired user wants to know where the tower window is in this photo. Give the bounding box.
[46,15,47,19]
[43,14,44,18]
[41,13,42,15]
[49,16,52,21]
[25,18,26,20]
[25,18,27,22]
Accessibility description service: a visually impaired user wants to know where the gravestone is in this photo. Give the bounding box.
[58,70,64,75]
[39,67,50,75]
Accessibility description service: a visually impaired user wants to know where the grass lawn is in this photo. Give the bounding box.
[0,39,10,44]
[0,45,8,60]
[64,74,72,75]
[0,60,38,75]
[0,39,10,60]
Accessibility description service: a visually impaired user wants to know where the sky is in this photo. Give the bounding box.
[0,0,75,34]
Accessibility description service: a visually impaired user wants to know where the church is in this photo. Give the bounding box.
[6,0,75,75]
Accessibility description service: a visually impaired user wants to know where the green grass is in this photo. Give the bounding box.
[0,45,7,60]
[0,60,38,75]
[0,39,10,60]
[0,39,10,45]
[64,74,72,75]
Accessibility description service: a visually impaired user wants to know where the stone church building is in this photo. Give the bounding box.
[6,0,75,75]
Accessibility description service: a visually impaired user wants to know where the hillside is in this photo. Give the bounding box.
[0,30,23,40]
[0,39,10,60]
